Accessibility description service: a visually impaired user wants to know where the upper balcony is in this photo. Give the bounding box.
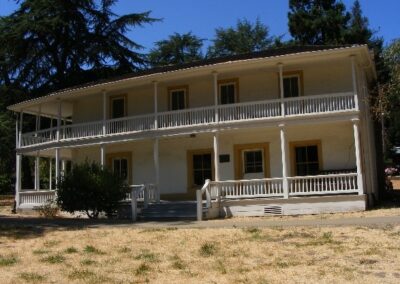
[19,91,357,149]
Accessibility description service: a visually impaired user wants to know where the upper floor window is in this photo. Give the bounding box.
[219,79,238,104]
[110,95,126,119]
[169,86,188,110]
[282,71,303,98]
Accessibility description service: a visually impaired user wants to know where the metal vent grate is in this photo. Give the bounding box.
[264,205,283,215]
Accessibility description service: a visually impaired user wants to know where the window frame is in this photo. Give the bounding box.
[278,71,304,98]
[106,152,132,184]
[289,140,323,176]
[109,94,127,119]
[234,143,270,179]
[242,149,264,174]
[218,78,239,105]
[187,149,214,188]
[168,85,189,111]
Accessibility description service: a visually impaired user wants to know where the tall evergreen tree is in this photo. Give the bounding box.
[207,19,274,58]
[288,0,350,45]
[345,0,373,44]
[148,32,204,67]
[0,0,158,93]
[0,0,158,194]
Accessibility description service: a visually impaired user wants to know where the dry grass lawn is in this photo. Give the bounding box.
[0,223,400,283]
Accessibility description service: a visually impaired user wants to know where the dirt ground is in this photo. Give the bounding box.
[1,201,400,283]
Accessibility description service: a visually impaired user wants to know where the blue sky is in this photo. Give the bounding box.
[1,0,398,52]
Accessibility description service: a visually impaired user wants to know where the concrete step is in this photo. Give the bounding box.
[140,201,197,221]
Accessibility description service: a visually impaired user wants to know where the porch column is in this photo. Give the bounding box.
[15,154,22,208]
[213,132,220,181]
[34,152,40,190]
[278,63,285,117]
[56,100,62,142]
[213,71,219,123]
[61,159,66,177]
[102,90,107,135]
[153,81,158,129]
[350,55,359,110]
[34,106,41,190]
[279,124,289,199]
[153,138,160,202]
[100,145,106,168]
[352,119,364,195]
[55,148,60,189]
[19,111,24,147]
[49,158,53,190]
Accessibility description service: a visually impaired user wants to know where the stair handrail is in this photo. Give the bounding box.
[130,184,146,222]
[196,179,211,221]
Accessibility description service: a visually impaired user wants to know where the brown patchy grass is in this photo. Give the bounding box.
[0,224,400,283]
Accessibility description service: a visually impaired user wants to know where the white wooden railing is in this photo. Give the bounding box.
[211,178,284,199]
[219,99,282,122]
[285,92,355,116]
[197,173,358,220]
[158,106,215,128]
[288,173,358,195]
[20,92,357,148]
[128,184,160,222]
[107,114,155,135]
[19,190,56,207]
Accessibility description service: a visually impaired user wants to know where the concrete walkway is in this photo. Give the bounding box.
[1,214,400,229]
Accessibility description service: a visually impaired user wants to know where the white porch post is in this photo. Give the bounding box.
[19,111,24,147]
[153,81,158,129]
[213,71,219,123]
[213,132,220,182]
[102,90,107,135]
[153,138,160,202]
[100,145,106,168]
[278,63,285,117]
[34,153,40,190]
[56,100,62,142]
[279,124,289,199]
[350,55,359,110]
[352,119,364,195]
[34,106,41,190]
[15,154,22,208]
[49,158,53,190]
[61,159,66,177]
[55,148,60,189]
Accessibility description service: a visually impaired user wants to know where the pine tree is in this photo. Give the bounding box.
[148,32,204,67]
[345,0,373,44]
[288,0,350,45]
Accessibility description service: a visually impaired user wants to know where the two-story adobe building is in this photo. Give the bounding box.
[8,45,379,219]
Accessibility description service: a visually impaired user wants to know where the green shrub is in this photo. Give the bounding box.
[57,161,128,218]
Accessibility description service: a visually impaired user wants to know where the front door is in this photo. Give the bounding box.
[187,149,213,198]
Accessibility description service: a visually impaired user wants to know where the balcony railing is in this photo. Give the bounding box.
[20,92,356,148]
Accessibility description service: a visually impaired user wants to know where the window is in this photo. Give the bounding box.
[283,75,300,98]
[291,142,321,176]
[219,79,238,104]
[110,96,126,119]
[112,158,128,182]
[243,149,264,173]
[234,143,269,179]
[107,152,131,184]
[169,86,187,110]
[192,153,212,186]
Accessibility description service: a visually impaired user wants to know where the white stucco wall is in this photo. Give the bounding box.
[71,122,356,195]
